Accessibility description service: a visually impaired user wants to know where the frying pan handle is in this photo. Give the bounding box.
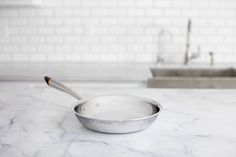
[44,76,83,101]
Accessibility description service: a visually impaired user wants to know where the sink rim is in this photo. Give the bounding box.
[150,76,236,80]
[150,67,236,78]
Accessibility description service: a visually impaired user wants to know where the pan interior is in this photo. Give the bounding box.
[74,96,159,121]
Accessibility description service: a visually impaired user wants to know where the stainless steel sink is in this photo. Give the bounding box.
[148,67,236,88]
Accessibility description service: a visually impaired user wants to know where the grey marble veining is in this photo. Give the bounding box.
[0,83,236,157]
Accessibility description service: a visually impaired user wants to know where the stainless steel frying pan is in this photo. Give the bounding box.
[44,76,162,134]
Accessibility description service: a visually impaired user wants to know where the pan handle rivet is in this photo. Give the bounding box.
[81,106,84,111]
[96,103,100,107]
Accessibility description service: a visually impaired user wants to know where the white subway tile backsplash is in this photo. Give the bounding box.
[3,45,18,53]
[145,44,157,53]
[172,1,190,8]
[109,44,125,52]
[91,44,108,53]
[28,36,45,44]
[208,0,228,8]
[126,26,143,35]
[44,0,62,8]
[73,45,90,53]
[0,0,236,63]
[224,37,236,45]
[99,36,117,43]
[19,27,37,35]
[62,0,80,8]
[10,18,27,26]
[99,53,117,62]
[127,9,144,16]
[55,45,72,52]
[208,19,225,27]
[36,9,54,17]
[81,0,100,7]
[216,9,235,18]
[100,0,117,7]
[64,17,82,26]
[65,54,82,61]
[64,36,81,43]
[145,27,161,35]
[19,45,37,53]
[109,26,127,35]
[136,0,153,8]
[28,18,45,26]
[0,54,11,61]
[37,45,54,53]
[38,27,55,35]
[12,54,28,61]
[91,9,108,16]
[82,53,99,62]
[135,17,153,25]
[117,17,135,25]
[18,9,36,17]
[29,53,46,61]
[45,17,63,26]
[127,44,144,53]
[181,9,199,17]
[117,36,136,44]
[10,36,27,44]
[190,0,208,8]
[118,0,135,7]
[108,8,127,16]
[191,36,207,45]
[135,36,154,43]
[47,53,64,61]
[73,27,84,35]
[224,19,236,27]
[164,9,181,17]
[0,9,18,17]
[154,18,172,25]
[72,9,91,16]
[207,36,224,44]
[199,28,217,35]
[155,1,171,8]
[54,8,72,16]
[46,36,63,43]
[136,54,153,62]
[100,18,117,25]
[145,9,163,16]
[55,26,72,35]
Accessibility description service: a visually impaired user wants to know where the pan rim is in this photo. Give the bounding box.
[72,94,162,122]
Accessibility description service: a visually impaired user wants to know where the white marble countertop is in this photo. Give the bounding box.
[0,83,236,157]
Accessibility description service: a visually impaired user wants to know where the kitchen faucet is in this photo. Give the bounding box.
[209,51,214,66]
[184,19,200,65]
[156,56,164,65]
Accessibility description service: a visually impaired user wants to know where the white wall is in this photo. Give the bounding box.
[0,0,236,63]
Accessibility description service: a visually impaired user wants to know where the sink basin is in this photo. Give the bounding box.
[148,67,236,88]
